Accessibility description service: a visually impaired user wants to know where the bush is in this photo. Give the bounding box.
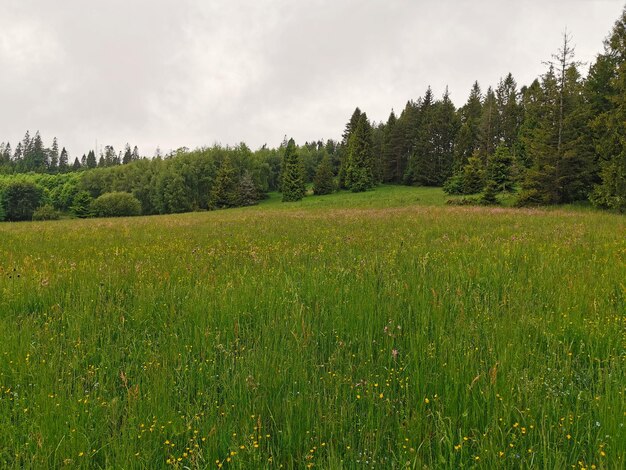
[91,192,142,218]
[2,180,44,221]
[32,204,61,221]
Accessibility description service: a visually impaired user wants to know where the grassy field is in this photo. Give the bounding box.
[0,186,624,469]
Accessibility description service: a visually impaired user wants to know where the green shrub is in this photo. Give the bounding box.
[32,204,61,221]
[91,192,142,218]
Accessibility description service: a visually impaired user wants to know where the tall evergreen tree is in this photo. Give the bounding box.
[591,7,626,211]
[209,155,240,208]
[86,150,97,169]
[496,73,522,150]
[123,144,132,164]
[453,81,483,170]
[338,108,362,188]
[313,153,336,195]
[345,114,375,192]
[59,147,69,172]
[281,138,305,202]
[49,137,59,173]
[72,157,82,171]
[478,87,499,158]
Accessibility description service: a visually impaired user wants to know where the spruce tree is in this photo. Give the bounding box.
[453,82,483,170]
[59,147,69,172]
[209,156,240,208]
[591,7,626,211]
[238,171,259,206]
[49,137,59,173]
[480,179,500,205]
[123,144,132,164]
[71,191,94,218]
[496,73,521,150]
[486,145,514,192]
[338,108,362,188]
[281,138,305,202]
[479,87,499,158]
[313,154,336,195]
[461,153,486,194]
[345,114,375,192]
[86,150,97,169]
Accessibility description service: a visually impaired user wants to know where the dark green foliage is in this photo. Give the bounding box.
[209,156,240,209]
[454,82,483,170]
[0,193,5,221]
[281,138,305,202]
[91,192,141,218]
[32,204,60,221]
[442,173,465,195]
[86,150,97,169]
[313,154,336,195]
[345,114,375,192]
[71,191,94,218]
[590,7,626,211]
[461,154,486,194]
[591,156,626,211]
[157,171,193,213]
[486,145,514,192]
[479,87,499,158]
[2,180,44,221]
[338,108,363,189]
[59,147,69,172]
[480,180,500,205]
[238,171,259,206]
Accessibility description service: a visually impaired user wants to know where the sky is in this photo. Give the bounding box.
[0,0,624,158]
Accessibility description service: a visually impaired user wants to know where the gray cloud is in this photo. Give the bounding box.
[0,0,623,157]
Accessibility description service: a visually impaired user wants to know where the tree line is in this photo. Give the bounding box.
[2,7,626,220]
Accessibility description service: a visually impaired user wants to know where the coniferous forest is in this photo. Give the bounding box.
[2,9,626,221]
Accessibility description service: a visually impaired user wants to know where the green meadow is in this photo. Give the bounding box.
[0,186,624,469]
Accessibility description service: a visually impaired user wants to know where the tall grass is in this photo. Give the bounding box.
[0,186,624,468]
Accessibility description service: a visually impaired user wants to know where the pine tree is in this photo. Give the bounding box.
[71,191,93,218]
[49,137,59,173]
[86,150,97,169]
[480,179,500,205]
[338,108,362,188]
[405,87,438,186]
[132,146,140,161]
[381,110,403,183]
[209,156,240,208]
[281,138,305,202]
[238,171,259,206]
[479,87,499,158]
[486,145,514,192]
[313,154,336,195]
[25,131,47,172]
[123,144,132,164]
[59,147,69,172]
[345,114,375,192]
[72,157,82,171]
[496,73,521,150]
[461,153,485,194]
[453,82,483,170]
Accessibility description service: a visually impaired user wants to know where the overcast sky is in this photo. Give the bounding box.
[1,0,624,157]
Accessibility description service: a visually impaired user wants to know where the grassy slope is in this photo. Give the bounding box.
[0,186,624,468]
